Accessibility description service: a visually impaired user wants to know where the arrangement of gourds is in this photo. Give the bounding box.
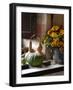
[22,35,44,67]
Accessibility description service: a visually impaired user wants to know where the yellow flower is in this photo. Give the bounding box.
[59,41,64,47]
[50,32,58,38]
[44,25,64,47]
[51,39,59,47]
[47,29,52,35]
[51,38,64,47]
[60,29,64,35]
[47,26,60,35]
[51,25,60,31]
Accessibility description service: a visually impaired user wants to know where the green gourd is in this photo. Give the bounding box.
[25,39,43,67]
[21,58,26,65]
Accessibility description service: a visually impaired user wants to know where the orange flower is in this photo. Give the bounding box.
[50,32,58,38]
[59,41,64,47]
[47,30,52,35]
[60,29,64,35]
[51,25,60,31]
[43,25,64,47]
[51,38,59,47]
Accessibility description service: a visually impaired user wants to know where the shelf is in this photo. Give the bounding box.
[21,64,64,77]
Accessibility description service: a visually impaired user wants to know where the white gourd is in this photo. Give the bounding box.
[25,38,43,67]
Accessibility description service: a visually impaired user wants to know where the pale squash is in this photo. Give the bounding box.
[25,39,43,67]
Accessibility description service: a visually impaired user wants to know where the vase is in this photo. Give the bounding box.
[45,47,53,60]
[53,48,64,64]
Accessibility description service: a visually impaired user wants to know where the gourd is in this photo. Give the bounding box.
[21,58,26,65]
[25,36,43,67]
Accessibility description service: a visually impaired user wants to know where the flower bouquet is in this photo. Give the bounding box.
[42,25,64,48]
[42,25,64,64]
